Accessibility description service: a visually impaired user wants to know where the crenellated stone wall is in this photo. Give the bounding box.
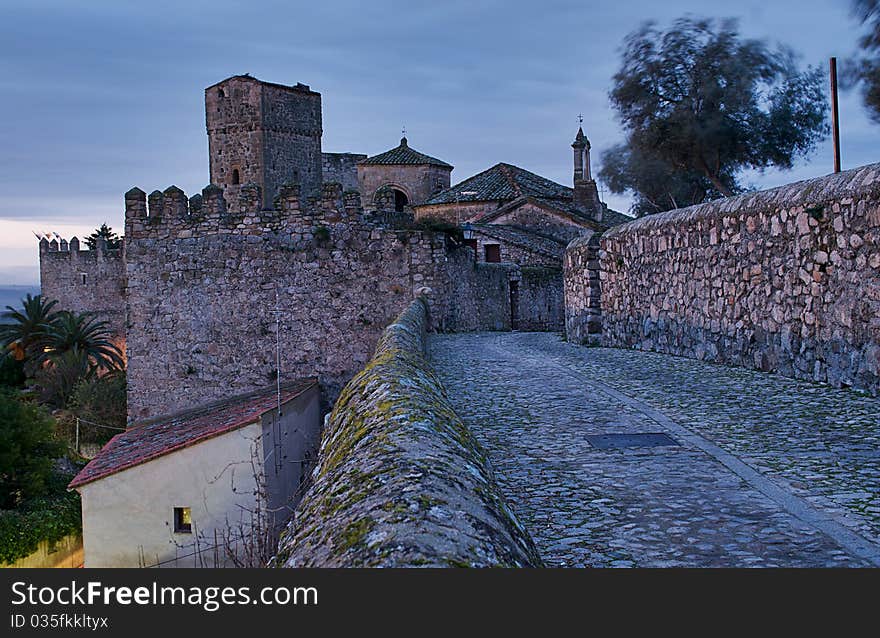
[122,180,550,421]
[591,163,880,394]
[276,296,542,567]
[39,237,126,341]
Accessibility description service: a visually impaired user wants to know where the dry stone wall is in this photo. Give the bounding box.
[595,163,880,394]
[276,296,542,567]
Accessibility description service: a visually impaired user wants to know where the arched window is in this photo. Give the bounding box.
[393,189,408,212]
[218,88,225,98]
[232,169,240,185]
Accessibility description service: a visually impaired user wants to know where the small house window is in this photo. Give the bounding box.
[485,244,501,263]
[231,169,240,185]
[80,273,87,285]
[173,507,192,533]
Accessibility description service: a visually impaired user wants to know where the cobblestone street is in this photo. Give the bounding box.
[429,332,880,567]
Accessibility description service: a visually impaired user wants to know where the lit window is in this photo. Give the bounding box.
[173,507,192,533]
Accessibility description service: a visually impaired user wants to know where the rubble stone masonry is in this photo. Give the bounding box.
[122,180,532,420]
[39,237,126,340]
[594,163,880,395]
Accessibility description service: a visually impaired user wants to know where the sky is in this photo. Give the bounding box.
[1,0,878,284]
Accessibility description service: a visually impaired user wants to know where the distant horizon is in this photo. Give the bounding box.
[2,0,879,285]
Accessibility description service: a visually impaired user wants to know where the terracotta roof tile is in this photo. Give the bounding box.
[359,138,452,168]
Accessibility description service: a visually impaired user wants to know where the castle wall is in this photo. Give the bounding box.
[122,183,508,420]
[322,153,365,192]
[358,164,451,209]
[39,238,126,341]
[588,163,880,395]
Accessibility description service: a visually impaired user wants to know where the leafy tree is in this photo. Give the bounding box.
[600,143,724,216]
[604,17,828,212]
[0,392,64,509]
[849,1,880,122]
[41,312,124,372]
[70,371,127,442]
[0,294,59,371]
[35,350,91,409]
[84,223,121,250]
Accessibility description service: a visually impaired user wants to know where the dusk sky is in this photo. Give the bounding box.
[1,0,877,284]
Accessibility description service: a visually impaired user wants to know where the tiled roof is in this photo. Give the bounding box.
[423,163,572,205]
[471,224,566,260]
[359,138,452,168]
[598,207,636,227]
[68,379,317,489]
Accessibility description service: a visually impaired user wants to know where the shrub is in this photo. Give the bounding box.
[0,472,81,565]
[0,354,25,389]
[0,392,65,509]
[69,371,127,444]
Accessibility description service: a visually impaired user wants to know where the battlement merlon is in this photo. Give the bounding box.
[39,235,122,258]
[123,180,361,239]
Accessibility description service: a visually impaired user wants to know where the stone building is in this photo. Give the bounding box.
[357,137,453,212]
[41,74,574,423]
[206,75,324,210]
[413,128,631,267]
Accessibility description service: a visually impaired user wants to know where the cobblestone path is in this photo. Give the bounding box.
[429,332,880,567]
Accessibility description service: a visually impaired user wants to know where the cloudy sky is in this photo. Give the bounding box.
[1,0,877,284]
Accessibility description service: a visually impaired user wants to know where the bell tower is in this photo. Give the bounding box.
[572,120,602,222]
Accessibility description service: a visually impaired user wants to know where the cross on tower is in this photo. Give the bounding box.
[577,113,584,125]
[402,125,407,137]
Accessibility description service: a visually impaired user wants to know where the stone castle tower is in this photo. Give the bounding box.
[205,75,323,210]
[572,126,602,222]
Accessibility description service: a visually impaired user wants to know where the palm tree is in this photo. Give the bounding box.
[0,294,59,364]
[41,312,124,372]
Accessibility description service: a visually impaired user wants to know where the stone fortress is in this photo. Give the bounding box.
[43,74,880,568]
[40,74,625,421]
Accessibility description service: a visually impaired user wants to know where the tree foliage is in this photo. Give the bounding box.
[602,17,828,214]
[0,392,64,509]
[84,223,121,250]
[41,312,124,372]
[0,294,59,368]
[849,1,880,122]
[69,371,127,441]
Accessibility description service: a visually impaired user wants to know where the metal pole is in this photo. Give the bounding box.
[75,417,80,455]
[830,57,841,173]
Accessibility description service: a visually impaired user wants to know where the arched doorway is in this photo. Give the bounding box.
[393,188,408,212]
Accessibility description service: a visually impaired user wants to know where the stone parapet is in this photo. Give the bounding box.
[595,163,880,394]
